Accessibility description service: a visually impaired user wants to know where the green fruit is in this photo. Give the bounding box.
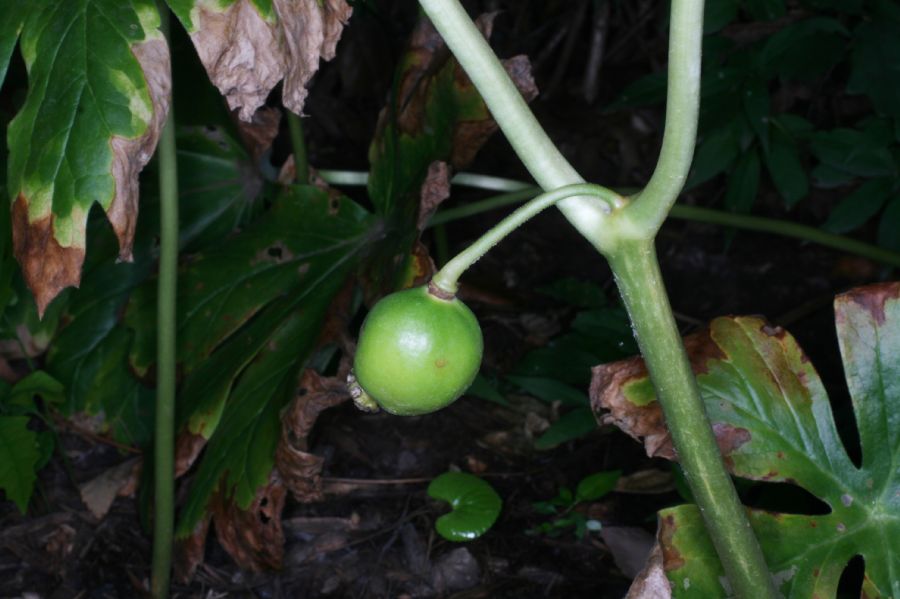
[352,285,483,416]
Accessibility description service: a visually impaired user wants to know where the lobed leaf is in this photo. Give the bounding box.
[7,0,170,315]
[593,282,900,596]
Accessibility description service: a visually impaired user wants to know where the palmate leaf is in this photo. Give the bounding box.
[592,282,900,597]
[6,0,170,315]
[168,185,374,533]
[44,127,259,448]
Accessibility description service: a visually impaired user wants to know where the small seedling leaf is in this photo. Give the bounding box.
[428,472,502,542]
[0,416,40,513]
[576,471,622,503]
[534,408,598,450]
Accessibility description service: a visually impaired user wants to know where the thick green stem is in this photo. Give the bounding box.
[432,184,623,294]
[416,0,610,250]
[608,241,777,599]
[151,6,178,598]
[287,111,308,185]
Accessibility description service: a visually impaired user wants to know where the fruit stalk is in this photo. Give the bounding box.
[431,183,623,295]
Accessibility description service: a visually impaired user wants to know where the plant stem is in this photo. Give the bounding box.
[286,111,308,185]
[416,0,610,250]
[319,170,900,270]
[621,0,702,237]
[607,240,777,599]
[151,6,178,598]
[431,184,623,294]
[669,205,900,268]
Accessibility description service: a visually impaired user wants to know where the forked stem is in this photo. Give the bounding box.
[431,184,623,294]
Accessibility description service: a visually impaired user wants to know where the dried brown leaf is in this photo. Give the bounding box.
[78,458,141,520]
[189,0,352,121]
[625,542,672,599]
[211,471,286,572]
[590,328,727,461]
[417,161,452,230]
[276,370,349,502]
[174,514,212,584]
[235,106,282,162]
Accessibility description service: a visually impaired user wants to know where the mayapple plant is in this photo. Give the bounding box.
[349,1,779,598]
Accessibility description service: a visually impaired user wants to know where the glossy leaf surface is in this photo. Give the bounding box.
[428,472,502,542]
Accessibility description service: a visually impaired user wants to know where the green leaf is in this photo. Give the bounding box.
[724,148,761,213]
[506,376,588,407]
[7,0,169,314]
[597,283,900,596]
[742,0,785,20]
[878,199,900,252]
[848,21,900,119]
[466,374,509,407]
[764,129,808,207]
[538,278,607,309]
[6,371,64,409]
[741,76,770,151]
[608,72,667,110]
[760,18,848,80]
[687,125,741,189]
[176,308,319,535]
[575,470,621,502]
[534,408,598,450]
[0,416,40,513]
[428,472,502,542]
[705,0,739,34]
[163,186,373,438]
[810,128,896,178]
[0,0,28,89]
[822,178,893,233]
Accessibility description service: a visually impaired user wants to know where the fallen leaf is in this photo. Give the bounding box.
[211,471,286,572]
[79,458,141,519]
[625,542,671,599]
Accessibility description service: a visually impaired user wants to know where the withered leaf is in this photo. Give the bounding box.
[276,370,349,502]
[175,0,352,121]
[211,471,287,572]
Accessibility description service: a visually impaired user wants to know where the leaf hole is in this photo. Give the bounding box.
[740,481,831,516]
[836,554,863,597]
[267,246,283,259]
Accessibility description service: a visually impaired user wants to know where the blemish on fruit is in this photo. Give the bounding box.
[435,358,448,368]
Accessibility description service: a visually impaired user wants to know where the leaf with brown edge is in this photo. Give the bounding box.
[598,282,900,597]
[167,0,352,121]
[276,370,349,503]
[174,514,211,584]
[211,471,287,572]
[7,0,170,316]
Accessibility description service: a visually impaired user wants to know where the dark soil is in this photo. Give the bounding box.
[0,1,888,597]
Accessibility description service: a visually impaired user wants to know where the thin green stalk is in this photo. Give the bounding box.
[607,241,777,599]
[318,169,900,269]
[621,0,703,237]
[416,0,611,250]
[152,6,178,598]
[286,111,308,185]
[431,184,623,294]
[670,205,900,268]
